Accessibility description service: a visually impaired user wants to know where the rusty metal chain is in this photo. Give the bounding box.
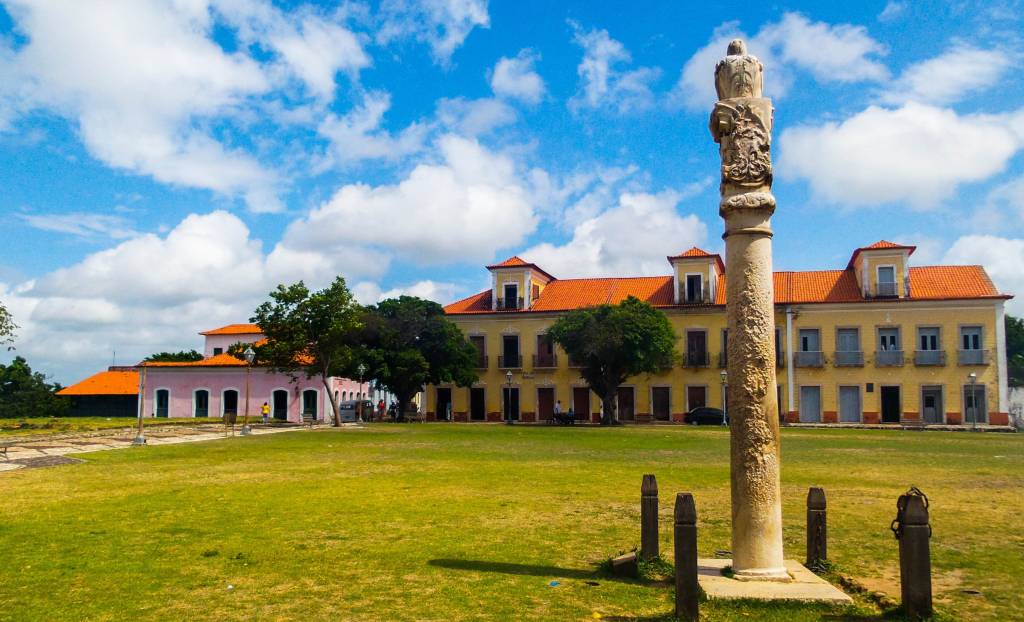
[891,486,930,540]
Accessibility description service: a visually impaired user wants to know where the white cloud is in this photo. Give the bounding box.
[568,24,660,114]
[435,96,516,136]
[523,190,708,278]
[882,45,1014,106]
[318,90,428,165]
[878,1,907,22]
[377,0,489,65]
[779,102,1024,208]
[278,134,538,266]
[943,235,1024,314]
[490,49,545,103]
[19,212,138,240]
[673,12,888,110]
[0,0,287,212]
[352,279,460,305]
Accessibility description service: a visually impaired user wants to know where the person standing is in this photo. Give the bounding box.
[554,399,562,423]
[260,401,270,425]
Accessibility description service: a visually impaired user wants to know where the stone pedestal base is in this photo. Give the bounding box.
[697,559,851,603]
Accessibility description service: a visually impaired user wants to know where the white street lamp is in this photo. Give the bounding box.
[967,372,978,430]
[720,369,728,425]
[505,370,514,425]
[241,346,256,436]
[357,362,367,423]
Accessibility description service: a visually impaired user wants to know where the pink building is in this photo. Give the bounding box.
[59,323,364,423]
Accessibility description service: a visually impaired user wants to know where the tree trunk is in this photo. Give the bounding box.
[323,376,341,427]
[396,395,408,423]
[602,394,617,426]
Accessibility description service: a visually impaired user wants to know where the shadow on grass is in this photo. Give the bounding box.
[427,558,665,586]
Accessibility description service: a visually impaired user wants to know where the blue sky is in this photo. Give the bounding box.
[1,0,1023,383]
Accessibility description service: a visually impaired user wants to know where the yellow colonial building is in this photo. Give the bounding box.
[426,241,1012,427]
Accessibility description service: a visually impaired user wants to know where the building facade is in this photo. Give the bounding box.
[426,242,1013,427]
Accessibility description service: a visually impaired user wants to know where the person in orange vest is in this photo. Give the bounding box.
[261,402,270,424]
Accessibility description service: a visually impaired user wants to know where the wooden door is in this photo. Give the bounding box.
[470,388,486,421]
[616,387,634,421]
[537,387,554,421]
[573,387,590,423]
[881,386,900,423]
[652,387,670,421]
[799,386,821,423]
[686,385,706,410]
[838,386,860,423]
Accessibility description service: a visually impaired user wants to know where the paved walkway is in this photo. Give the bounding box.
[0,423,314,473]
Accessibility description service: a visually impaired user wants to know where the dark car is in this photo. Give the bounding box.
[684,406,727,425]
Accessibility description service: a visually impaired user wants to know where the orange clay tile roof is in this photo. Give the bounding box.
[847,240,916,268]
[57,370,139,396]
[445,265,1008,314]
[485,256,557,281]
[667,247,726,272]
[199,323,262,336]
[141,353,248,367]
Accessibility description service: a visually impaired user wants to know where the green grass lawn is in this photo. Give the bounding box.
[0,416,226,437]
[0,425,1020,621]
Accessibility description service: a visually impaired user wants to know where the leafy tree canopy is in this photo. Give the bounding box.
[357,296,477,421]
[547,296,677,425]
[251,277,362,426]
[1007,314,1024,387]
[0,300,16,350]
[0,356,68,418]
[144,350,204,362]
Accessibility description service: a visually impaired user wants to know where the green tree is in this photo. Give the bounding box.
[547,296,677,425]
[0,356,69,418]
[0,300,16,350]
[358,296,477,422]
[251,277,362,426]
[1007,314,1024,387]
[143,350,204,362]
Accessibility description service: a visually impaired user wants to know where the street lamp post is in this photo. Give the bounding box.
[968,372,978,431]
[505,370,514,425]
[720,369,728,426]
[241,346,255,436]
[133,365,147,445]
[357,363,367,423]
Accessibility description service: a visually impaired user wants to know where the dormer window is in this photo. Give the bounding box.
[502,283,519,310]
[685,274,703,303]
[877,266,897,297]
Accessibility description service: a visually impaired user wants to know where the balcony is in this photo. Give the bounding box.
[498,354,522,369]
[718,351,727,368]
[682,291,712,305]
[833,350,864,367]
[495,297,525,311]
[777,351,786,368]
[958,349,991,366]
[875,350,904,367]
[914,350,946,366]
[794,351,824,368]
[474,353,488,369]
[532,353,558,368]
[685,351,710,367]
[875,281,898,297]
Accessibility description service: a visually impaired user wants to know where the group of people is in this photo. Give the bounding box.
[551,400,576,425]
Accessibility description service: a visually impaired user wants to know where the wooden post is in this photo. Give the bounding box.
[806,487,827,569]
[897,493,932,619]
[640,474,659,561]
[674,492,698,622]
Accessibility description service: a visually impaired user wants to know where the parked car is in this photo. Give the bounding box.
[338,400,373,422]
[684,406,727,425]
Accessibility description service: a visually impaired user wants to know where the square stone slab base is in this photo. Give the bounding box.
[698,559,852,603]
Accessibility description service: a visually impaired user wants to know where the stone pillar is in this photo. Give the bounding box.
[711,39,786,580]
[640,474,659,561]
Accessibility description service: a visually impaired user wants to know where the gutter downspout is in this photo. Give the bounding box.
[996,301,1009,415]
[786,306,795,417]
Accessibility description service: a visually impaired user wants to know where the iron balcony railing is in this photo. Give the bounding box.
[914,350,946,366]
[495,297,525,310]
[833,350,864,367]
[474,353,488,369]
[682,290,713,304]
[685,351,710,367]
[958,349,990,366]
[532,353,557,368]
[875,281,899,297]
[794,351,824,367]
[498,354,522,368]
[874,349,905,367]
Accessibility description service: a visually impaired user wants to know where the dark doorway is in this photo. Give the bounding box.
[155,389,169,418]
[194,390,209,418]
[436,387,452,421]
[573,387,590,423]
[652,387,670,421]
[470,388,486,421]
[272,390,288,420]
[881,386,901,423]
[501,335,520,367]
[223,389,238,417]
[537,387,555,421]
[687,385,707,410]
[503,387,520,421]
[616,386,635,421]
[302,389,318,419]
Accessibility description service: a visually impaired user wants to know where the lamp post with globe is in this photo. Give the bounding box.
[241,346,256,436]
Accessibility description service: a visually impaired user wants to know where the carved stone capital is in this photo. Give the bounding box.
[719,191,776,218]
